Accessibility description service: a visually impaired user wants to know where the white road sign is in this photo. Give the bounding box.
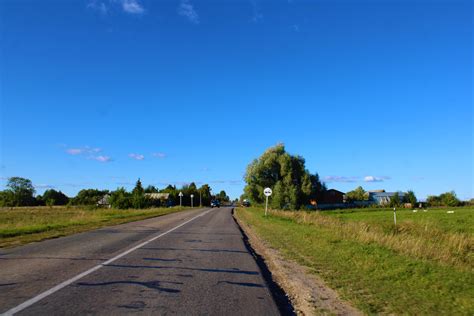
[264,188,272,197]
[179,192,183,197]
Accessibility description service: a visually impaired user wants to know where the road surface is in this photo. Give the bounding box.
[0,207,286,315]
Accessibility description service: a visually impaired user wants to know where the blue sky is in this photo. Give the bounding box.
[0,0,472,200]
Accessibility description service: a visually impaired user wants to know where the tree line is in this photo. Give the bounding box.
[0,177,230,208]
[242,144,469,209]
[344,186,464,207]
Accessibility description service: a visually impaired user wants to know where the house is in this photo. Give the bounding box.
[321,189,345,204]
[97,194,111,208]
[309,189,346,210]
[368,191,406,206]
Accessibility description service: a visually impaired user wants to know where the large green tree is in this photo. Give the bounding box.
[404,190,417,205]
[5,177,36,206]
[144,185,159,193]
[198,184,212,206]
[160,185,179,206]
[217,190,230,203]
[0,190,14,207]
[389,192,401,207]
[427,191,461,207]
[345,186,368,202]
[39,189,69,206]
[439,191,461,207]
[244,144,325,210]
[109,187,132,209]
[71,189,108,205]
[131,179,147,209]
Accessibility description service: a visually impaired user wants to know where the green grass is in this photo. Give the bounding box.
[236,206,474,315]
[0,206,189,247]
[326,207,474,234]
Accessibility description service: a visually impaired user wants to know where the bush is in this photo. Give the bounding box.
[427,191,461,207]
[109,188,132,209]
[71,189,108,206]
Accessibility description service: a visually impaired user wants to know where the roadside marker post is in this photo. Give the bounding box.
[264,187,272,217]
[393,207,397,226]
[191,194,194,208]
[179,192,183,207]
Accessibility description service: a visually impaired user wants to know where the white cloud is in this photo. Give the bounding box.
[364,176,390,182]
[122,0,145,14]
[92,155,113,163]
[65,146,112,163]
[324,176,359,183]
[129,153,145,160]
[66,148,83,155]
[178,0,199,24]
[152,152,167,158]
[66,146,101,155]
[87,0,144,15]
[87,0,108,15]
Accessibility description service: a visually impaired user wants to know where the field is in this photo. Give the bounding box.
[236,206,474,315]
[0,206,188,248]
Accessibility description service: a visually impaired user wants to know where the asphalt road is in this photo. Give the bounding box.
[0,207,283,315]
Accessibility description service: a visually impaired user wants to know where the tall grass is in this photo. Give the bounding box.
[0,206,188,247]
[236,207,474,314]
[270,209,473,270]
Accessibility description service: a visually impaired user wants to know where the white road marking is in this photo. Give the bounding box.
[2,209,213,316]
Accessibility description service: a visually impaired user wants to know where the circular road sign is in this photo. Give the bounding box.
[264,187,272,197]
[191,194,194,198]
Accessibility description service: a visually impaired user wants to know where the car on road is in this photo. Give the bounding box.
[242,199,250,207]
[210,200,220,208]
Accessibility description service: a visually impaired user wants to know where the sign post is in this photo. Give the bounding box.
[191,194,194,208]
[264,187,272,217]
[393,207,397,226]
[179,192,183,207]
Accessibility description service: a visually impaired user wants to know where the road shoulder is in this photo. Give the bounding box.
[234,209,362,316]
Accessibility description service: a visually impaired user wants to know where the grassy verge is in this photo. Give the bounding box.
[235,207,474,315]
[0,206,190,248]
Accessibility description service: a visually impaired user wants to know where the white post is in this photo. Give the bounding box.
[263,187,272,217]
[393,207,397,226]
[265,196,268,216]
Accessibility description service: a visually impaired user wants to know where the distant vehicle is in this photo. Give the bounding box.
[210,200,220,208]
[242,199,250,207]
